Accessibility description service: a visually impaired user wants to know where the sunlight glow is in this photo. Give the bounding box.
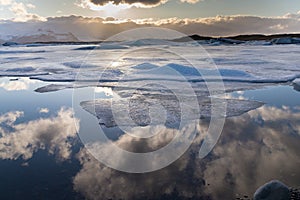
[89,2,131,16]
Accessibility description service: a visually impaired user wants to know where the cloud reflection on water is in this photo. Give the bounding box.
[73,105,300,200]
[0,108,79,161]
[0,78,38,91]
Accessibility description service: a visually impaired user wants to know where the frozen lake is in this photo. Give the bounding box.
[0,42,300,199]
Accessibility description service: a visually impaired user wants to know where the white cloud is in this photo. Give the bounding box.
[9,2,45,22]
[9,2,27,15]
[1,0,44,22]
[0,0,12,5]
[0,108,79,161]
[39,108,49,113]
[0,78,36,91]
[26,3,36,9]
[180,0,200,4]
[0,111,23,129]
[0,81,28,91]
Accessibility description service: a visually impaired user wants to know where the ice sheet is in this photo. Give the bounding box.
[0,44,299,90]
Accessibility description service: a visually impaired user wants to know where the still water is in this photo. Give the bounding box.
[0,77,299,200]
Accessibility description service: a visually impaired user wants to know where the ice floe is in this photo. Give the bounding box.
[292,78,300,92]
[80,95,264,128]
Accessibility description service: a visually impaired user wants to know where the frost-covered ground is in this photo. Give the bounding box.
[1,41,300,125]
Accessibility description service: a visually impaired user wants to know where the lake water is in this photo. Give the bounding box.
[0,77,299,200]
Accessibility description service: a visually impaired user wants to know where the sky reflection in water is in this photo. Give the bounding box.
[0,78,299,200]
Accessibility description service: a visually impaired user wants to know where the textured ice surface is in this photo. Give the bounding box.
[0,66,48,77]
[2,43,296,125]
[0,44,300,88]
[80,95,264,128]
[63,61,101,69]
[31,69,123,82]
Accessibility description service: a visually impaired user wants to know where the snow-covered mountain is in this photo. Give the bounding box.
[1,29,79,44]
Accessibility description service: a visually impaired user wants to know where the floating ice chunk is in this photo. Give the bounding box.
[31,69,123,82]
[34,81,270,94]
[74,46,99,50]
[292,78,300,92]
[253,180,290,200]
[0,50,46,54]
[99,44,129,49]
[34,83,112,93]
[293,78,300,85]
[80,95,264,128]
[35,84,74,93]
[271,37,300,45]
[74,44,128,50]
[208,38,244,45]
[245,41,272,45]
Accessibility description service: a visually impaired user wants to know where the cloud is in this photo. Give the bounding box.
[77,0,167,8]
[0,78,36,91]
[0,0,12,5]
[73,123,208,200]
[9,2,27,15]
[0,80,28,91]
[1,0,44,22]
[9,2,44,22]
[203,106,300,199]
[0,108,79,161]
[39,108,50,113]
[180,0,200,4]
[0,11,300,39]
[26,3,36,9]
[0,111,23,129]
[91,0,165,6]
[72,105,300,200]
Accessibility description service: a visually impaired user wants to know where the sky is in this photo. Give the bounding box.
[1,0,300,19]
[0,0,300,39]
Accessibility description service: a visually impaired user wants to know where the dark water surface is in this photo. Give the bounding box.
[0,78,299,200]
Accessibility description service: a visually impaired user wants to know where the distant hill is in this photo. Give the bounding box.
[2,32,300,46]
[173,34,214,42]
[175,33,300,41]
[173,33,300,45]
[224,33,300,41]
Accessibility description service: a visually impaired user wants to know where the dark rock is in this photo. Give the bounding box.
[253,180,290,200]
